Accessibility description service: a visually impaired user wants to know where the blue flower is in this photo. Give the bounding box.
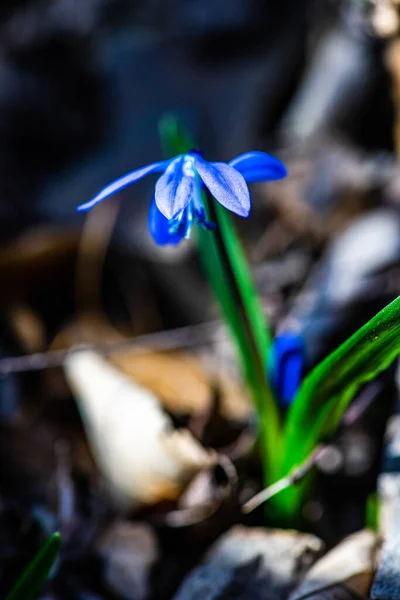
[77,150,286,245]
[267,332,305,408]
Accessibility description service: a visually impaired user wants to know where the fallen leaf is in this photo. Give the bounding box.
[64,350,215,509]
[289,530,379,600]
[112,350,211,417]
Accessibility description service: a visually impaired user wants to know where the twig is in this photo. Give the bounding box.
[242,445,326,513]
[0,320,219,375]
[243,379,382,513]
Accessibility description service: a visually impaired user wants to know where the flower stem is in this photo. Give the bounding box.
[199,195,282,483]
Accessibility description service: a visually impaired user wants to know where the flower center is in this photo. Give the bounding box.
[167,153,216,236]
[182,155,196,178]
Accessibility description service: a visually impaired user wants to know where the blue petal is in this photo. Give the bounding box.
[194,158,251,217]
[155,156,194,220]
[77,160,170,211]
[229,151,287,183]
[148,198,189,245]
[268,332,304,408]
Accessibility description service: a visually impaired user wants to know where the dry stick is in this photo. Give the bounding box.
[0,320,220,375]
[242,380,384,513]
[242,445,326,513]
[0,238,277,376]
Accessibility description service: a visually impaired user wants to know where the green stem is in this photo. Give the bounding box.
[200,197,282,482]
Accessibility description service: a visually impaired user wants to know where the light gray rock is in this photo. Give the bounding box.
[290,530,378,600]
[173,526,323,600]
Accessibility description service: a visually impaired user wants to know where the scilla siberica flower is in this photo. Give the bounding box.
[77,150,287,245]
[267,332,305,408]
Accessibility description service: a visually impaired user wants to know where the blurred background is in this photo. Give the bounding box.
[1,0,400,598]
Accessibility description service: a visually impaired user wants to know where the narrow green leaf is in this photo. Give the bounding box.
[275,296,400,517]
[212,201,274,367]
[158,114,193,156]
[6,532,61,600]
[197,196,281,480]
[366,491,379,532]
[158,114,282,481]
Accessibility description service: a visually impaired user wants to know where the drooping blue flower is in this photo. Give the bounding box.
[267,332,305,408]
[77,150,287,245]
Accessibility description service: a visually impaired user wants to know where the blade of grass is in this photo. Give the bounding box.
[366,492,379,531]
[274,295,400,518]
[6,532,61,600]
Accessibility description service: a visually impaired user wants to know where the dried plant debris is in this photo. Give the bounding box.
[97,521,158,600]
[161,456,239,531]
[279,23,383,146]
[371,0,400,37]
[0,227,79,301]
[290,530,379,600]
[371,411,400,600]
[280,208,400,366]
[372,526,400,600]
[376,413,400,537]
[64,350,215,509]
[113,349,251,423]
[172,526,324,600]
[112,350,213,418]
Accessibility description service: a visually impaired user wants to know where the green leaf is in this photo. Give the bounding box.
[158,114,282,481]
[6,532,61,600]
[365,491,379,532]
[158,114,193,157]
[211,201,274,372]
[275,296,400,518]
[197,196,282,479]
